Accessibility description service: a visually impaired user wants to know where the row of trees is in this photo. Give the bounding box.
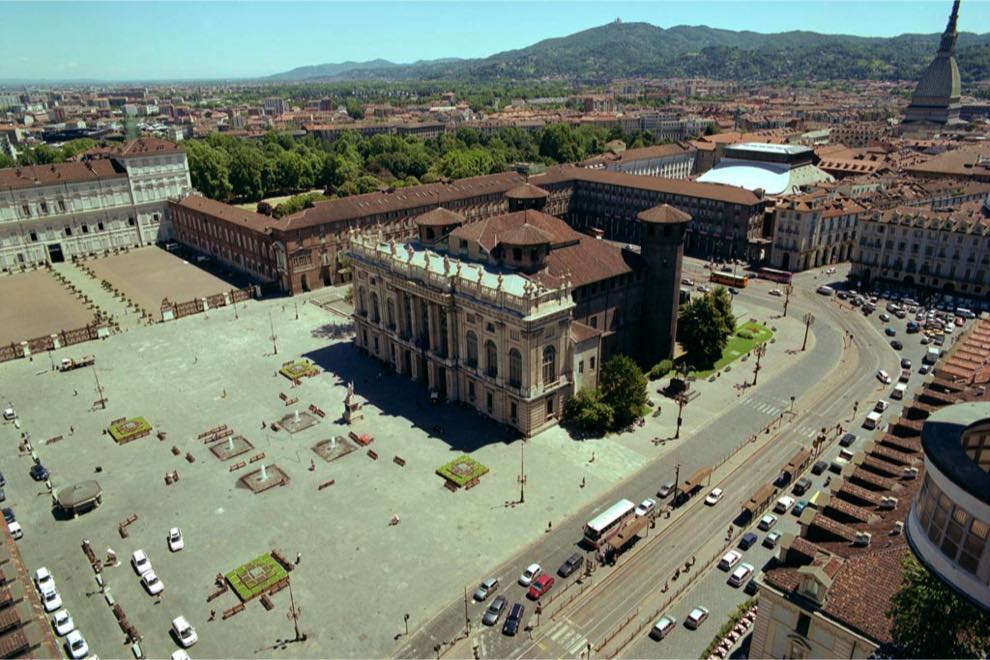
[0,137,99,168]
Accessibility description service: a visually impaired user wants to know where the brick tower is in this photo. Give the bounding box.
[638,204,692,366]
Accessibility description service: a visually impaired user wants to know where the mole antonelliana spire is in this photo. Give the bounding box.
[903,0,964,126]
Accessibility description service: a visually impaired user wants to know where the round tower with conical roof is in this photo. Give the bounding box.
[638,204,692,365]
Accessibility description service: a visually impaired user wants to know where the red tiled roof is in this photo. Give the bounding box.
[638,204,692,224]
[414,207,464,227]
[570,321,602,344]
[537,236,640,289]
[0,159,126,191]
[172,196,272,234]
[504,183,549,200]
[450,210,582,253]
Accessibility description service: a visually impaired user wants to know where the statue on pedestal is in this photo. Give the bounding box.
[343,381,363,424]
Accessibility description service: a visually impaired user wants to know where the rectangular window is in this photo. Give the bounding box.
[578,360,584,374]
[98,222,104,231]
[81,224,89,234]
[29,232,38,242]
[510,401,517,423]
[468,381,475,402]
[590,316,598,329]
[21,204,30,217]
[128,217,136,226]
[64,226,72,236]
[486,391,493,414]
[590,357,596,370]
[546,398,554,416]
[796,613,811,638]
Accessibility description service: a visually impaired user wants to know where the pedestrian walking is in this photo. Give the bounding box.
[589,452,596,463]
[580,477,586,488]
[547,521,552,532]
[73,389,78,397]
[69,426,74,435]
[295,552,301,565]
[209,609,216,621]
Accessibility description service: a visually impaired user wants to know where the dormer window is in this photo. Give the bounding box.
[513,248,522,261]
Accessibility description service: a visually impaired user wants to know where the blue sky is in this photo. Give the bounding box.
[3,1,987,81]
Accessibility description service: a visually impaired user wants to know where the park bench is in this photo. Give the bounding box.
[393,456,406,467]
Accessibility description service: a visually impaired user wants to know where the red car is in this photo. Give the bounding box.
[527,574,555,600]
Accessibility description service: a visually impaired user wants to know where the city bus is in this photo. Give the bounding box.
[758,267,794,285]
[709,271,749,288]
[582,499,636,549]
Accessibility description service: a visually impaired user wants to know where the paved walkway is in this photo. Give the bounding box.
[51,261,144,332]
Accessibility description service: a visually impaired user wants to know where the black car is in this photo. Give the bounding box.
[503,603,525,636]
[558,553,584,578]
[483,595,508,626]
[738,532,758,550]
[901,358,913,369]
[811,460,828,475]
[2,508,14,524]
[30,464,49,481]
[839,433,857,448]
[0,471,5,487]
[744,578,760,596]
[793,477,813,496]
[891,340,904,350]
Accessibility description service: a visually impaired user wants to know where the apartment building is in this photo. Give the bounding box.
[771,189,866,271]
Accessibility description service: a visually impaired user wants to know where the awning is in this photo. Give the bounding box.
[56,480,102,510]
[682,466,713,491]
[785,448,812,473]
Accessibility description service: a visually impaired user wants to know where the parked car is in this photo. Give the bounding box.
[718,550,743,571]
[728,563,755,587]
[168,527,184,552]
[42,589,63,613]
[51,609,74,636]
[891,340,904,350]
[744,578,760,595]
[738,532,758,550]
[558,553,584,578]
[30,463,49,481]
[8,522,22,540]
[141,570,165,595]
[758,514,778,531]
[919,364,931,375]
[685,606,710,630]
[811,460,828,475]
[875,400,889,413]
[35,567,54,593]
[502,603,525,636]
[650,615,677,640]
[657,481,675,498]
[879,313,890,322]
[527,574,555,600]
[764,531,782,548]
[0,487,5,502]
[774,496,795,514]
[482,595,508,626]
[635,498,657,517]
[65,630,89,659]
[518,563,541,587]
[901,358,913,369]
[473,577,499,601]
[171,616,198,648]
[885,327,897,337]
[839,432,857,447]
[131,550,151,575]
[793,500,809,516]
[681,278,695,286]
[793,477,813,496]
[877,370,892,385]
[704,488,724,506]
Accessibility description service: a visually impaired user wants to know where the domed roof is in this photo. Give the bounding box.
[414,207,465,227]
[505,183,550,200]
[911,54,961,104]
[637,204,692,224]
[500,224,552,246]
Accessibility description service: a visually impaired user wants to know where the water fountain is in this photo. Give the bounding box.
[259,463,268,482]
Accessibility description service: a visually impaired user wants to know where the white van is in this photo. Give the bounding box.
[863,411,883,430]
[956,307,976,319]
[923,347,941,365]
[892,383,908,400]
[817,285,835,296]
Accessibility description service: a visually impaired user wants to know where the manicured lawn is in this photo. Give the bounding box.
[687,321,773,378]
[436,455,490,487]
[108,417,152,443]
[225,553,289,602]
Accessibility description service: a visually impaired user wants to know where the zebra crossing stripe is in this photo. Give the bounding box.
[549,622,569,642]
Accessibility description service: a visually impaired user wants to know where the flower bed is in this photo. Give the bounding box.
[108,417,153,444]
[279,359,319,380]
[225,553,289,602]
[436,455,490,488]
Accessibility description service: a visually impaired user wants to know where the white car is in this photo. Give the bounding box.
[42,589,63,612]
[945,323,956,334]
[171,616,198,648]
[51,609,74,636]
[1,407,15,421]
[635,498,657,517]
[131,549,151,575]
[65,630,89,659]
[704,488,724,506]
[171,651,191,660]
[876,369,892,385]
[774,496,795,514]
[35,567,55,593]
[519,563,541,586]
[728,562,755,587]
[718,550,742,571]
[8,522,22,540]
[769,288,783,297]
[141,570,165,595]
[685,606,710,629]
[758,513,778,531]
[168,527,184,552]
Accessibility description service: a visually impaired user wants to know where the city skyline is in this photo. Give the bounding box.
[4,0,990,81]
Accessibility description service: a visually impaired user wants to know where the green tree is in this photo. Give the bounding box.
[599,355,648,429]
[678,287,735,368]
[345,98,364,120]
[184,141,232,201]
[539,123,583,163]
[228,147,267,201]
[434,147,495,179]
[60,138,97,159]
[887,555,990,658]
[562,388,614,434]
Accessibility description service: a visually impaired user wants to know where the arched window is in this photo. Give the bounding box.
[466,331,478,367]
[370,292,380,323]
[357,287,367,315]
[542,345,556,384]
[485,340,498,378]
[509,349,522,388]
[386,299,396,328]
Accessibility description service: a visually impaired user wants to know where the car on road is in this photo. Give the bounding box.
[718,550,743,571]
[502,603,524,636]
[682,278,694,286]
[172,616,198,648]
[891,340,904,350]
[738,532,758,550]
[901,358,913,369]
[482,595,508,626]
[758,514,778,531]
[907,321,920,333]
[30,463,49,481]
[42,589,62,612]
[704,488,724,506]
[879,313,890,322]
[877,369,892,385]
[635,498,657,517]
[518,563,541,587]
[1,407,15,421]
[811,460,828,475]
[168,527,184,552]
[920,335,931,345]
[35,567,54,593]
[919,364,931,375]
[51,609,74,636]
[884,327,897,337]
[7,522,22,540]
[793,477,813,496]
[764,531,782,548]
[875,400,889,413]
[558,553,584,578]
[131,550,151,575]
[729,287,740,295]
[65,630,88,659]
[649,615,677,640]
[527,574,555,600]
[657,481,675,498]
[473,577,499,601]
[141,570,164,595]
[793,500,809,516]
[839,432,857,447]
[728,562,755,587]
[769,288,783,297]
[774,496,795,514]
[685,606,710,630]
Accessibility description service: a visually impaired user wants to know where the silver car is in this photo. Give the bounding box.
[483,595,508,626]
[473,577,498,601]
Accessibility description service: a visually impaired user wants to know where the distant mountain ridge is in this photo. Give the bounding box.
[267,21,990,83]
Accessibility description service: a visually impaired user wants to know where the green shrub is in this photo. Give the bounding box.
[648,359,674,380]
[736,329,756,340]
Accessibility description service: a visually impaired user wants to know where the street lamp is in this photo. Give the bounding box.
[783,283,793,317]
[518,441,526,504]
[751,344,767,386]
[802,313,815,351]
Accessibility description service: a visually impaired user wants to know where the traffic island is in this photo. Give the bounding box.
[210,435,254,461]
[279,359,319,381]
[436,455,489,491]
[278,410,319,434]
[108,417,153,444]
[225,553,290,603]
[313,435,358,463]
[239,464,289,493]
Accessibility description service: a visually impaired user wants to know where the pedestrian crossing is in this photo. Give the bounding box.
[544,619,590,658]
[739,396,825,439]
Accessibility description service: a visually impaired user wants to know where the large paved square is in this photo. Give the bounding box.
[0,269,95,345]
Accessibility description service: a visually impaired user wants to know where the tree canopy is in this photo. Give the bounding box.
[677,287,736,369]
[599,355,649,429]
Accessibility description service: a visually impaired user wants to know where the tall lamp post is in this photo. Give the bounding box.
[752,344,767,386]
[518,441,527,504]
[783,283,793,317]
[802,313,815,351]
